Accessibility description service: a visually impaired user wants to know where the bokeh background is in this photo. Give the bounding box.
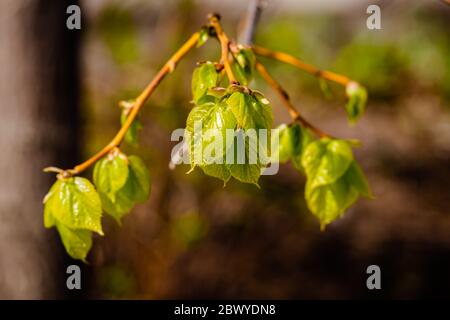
[0,0,449,299]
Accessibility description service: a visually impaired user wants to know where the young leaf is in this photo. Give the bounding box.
[93,153,129,202]
[126,155,151,203]
[345,161,372,198]
[302,139,353,189]
[43,178,103,235]
[191,62,218,104]
[231,47,256,85]
[305,177,358,229]
[345,82,368,124]
[200,164,231,185]
[227,129,262,186]
[228,161,261,185]
[56,223,93,262]
[271,123,312,170]
[226,91,273,131]
[197,27,209,48]
[120,109,142,147]
[97,190,134,223]
[185,102,236,172]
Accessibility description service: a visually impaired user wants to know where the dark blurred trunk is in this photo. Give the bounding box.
[0,0,80,298]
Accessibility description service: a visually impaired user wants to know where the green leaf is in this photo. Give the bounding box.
[226,91,273,131]
[197,27,209,48]
[56,223,93,262]
[43,178,103,235]
[345,161,372,198]
[126,155,151,203]
[228,162,261,185]
[185,91,272,186]
[302,139,353,189]
[305,177,359,229]
[227,129,262,186]
[97,190,134,223]
[186,102,236,172]
[120,109,142,147]
[345,82,368,124]
[95,155,150,223]
[93,153,129,202]
[200,164,231,185]
[271,123,312,170]
[191,62,218,104]
[231,47,256,85]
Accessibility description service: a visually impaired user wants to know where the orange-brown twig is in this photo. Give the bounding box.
[45,32,200,176]
[208,14,237,83]
[255,61,333,138]
[253,45,352,87]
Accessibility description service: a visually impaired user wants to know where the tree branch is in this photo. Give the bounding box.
[253,45,354,87]
[255,61,333,138]
[45,32,201,176]
[208,14,237,83]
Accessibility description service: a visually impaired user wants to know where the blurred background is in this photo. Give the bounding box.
[0,0,449,299]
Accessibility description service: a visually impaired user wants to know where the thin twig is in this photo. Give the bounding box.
[61,32,200,176]
[208,14,237,83]
[255,61,333,138]
[253,45,353,87]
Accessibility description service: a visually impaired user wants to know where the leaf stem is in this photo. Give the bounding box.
[208,14,237,83]
[255,61,333,138]
[63,32,200,176]
[252,45,353,87]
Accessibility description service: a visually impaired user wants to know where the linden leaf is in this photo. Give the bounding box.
[93,153,129,202]
[185,101,236,179]
[43,178,103,235]
[120,109,142,147]
[345,161,373,198]
[345,82,368,124]
[192,62,218,104]
[271,123,312,170]
[302,139,353,189]
[226,91,273,131]
[305,177,359,229]
[56,223,93,262]
[231,47,256,85]
[197,27,209,48]
[126,155,151,203]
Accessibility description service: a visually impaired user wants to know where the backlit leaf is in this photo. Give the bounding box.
[43,178,103,235]
[302,139,353,189]
[56,223,93,262]
[93,153,129,202]
[192,62,218,104]
[120,109,142,147]
[345,82,368,124]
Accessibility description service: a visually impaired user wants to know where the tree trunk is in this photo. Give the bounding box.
[0,0,80,299]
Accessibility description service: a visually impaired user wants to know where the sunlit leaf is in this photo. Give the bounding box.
[43,178,103,235]
[302,139,353,189]
[345,82,368,124]
[120,108,142,147]
[231,47,256,85]
[93,153,129,202]
[191,62,218,104]
[126,156,151,203]
[305,176,358,229]
[197,27,209,48]
[226,91,273,131]
[56,223,93,262]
